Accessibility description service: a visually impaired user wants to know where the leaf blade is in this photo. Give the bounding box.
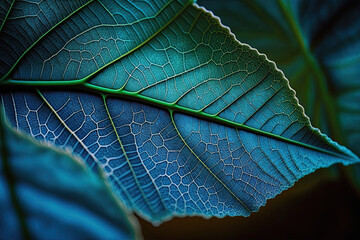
[197,0,360,156]
[0,112,140,240]
[0,0,359,223]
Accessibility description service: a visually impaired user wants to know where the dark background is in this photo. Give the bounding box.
[136,0,360,238]
[138,165,360,239]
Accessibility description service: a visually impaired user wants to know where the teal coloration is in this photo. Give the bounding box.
[0,0,359,223]
[0,0,190,82]
[197,0,360,157]
[0,114,139,239]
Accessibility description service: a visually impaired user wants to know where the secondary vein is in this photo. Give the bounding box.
[0,0,15,33]
[102,94,166,216]
[169,109,251,213]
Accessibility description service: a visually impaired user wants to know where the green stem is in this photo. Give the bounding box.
[88,84,356,161]
[277,0,344,144]
[0,0,15,33]
[0,0,95,82]
[1,81,357,161]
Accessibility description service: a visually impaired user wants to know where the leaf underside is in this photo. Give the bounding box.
[0,113,139,239]
[197,0,360,156]
[0,0,358,223]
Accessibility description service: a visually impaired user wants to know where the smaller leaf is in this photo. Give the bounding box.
[0,112,140,240]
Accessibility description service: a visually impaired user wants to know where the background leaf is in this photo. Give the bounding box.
[0,113,140,240]
[197,0,360,157]
[0,0,359,225]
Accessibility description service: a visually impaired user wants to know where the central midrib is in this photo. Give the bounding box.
[1,78,356,162]
[87,83,356,161]
[0,0,357,162]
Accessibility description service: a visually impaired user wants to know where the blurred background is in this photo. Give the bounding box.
[140,0,360,239]
[139,167,360,239]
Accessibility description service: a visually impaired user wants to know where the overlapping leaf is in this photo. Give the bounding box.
[0,113,139,239]
[198,0,360,156]
[0,0,359,223]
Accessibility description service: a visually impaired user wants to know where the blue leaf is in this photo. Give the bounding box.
[197,0,360,157]
[0,113,140,239]
[0,0,359,223]
[198,0,360,195]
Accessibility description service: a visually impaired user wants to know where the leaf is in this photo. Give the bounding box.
[0,0,359,223]
[0,112,140,239]
[197,0,360,157]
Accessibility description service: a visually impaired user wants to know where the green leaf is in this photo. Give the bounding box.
[0,0,359,223]
[197,0,360,156]
[0,112,140,239]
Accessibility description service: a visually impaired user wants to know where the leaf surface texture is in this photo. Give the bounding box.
[0,0,359,222]
[0,114,139,240]
[198,0,360,156]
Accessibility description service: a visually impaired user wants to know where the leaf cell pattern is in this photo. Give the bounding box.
[0,114,139,240]
[1,0,189,80]
[2,89,357,221]
[0,0,359,222]
[197,0,360,156]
